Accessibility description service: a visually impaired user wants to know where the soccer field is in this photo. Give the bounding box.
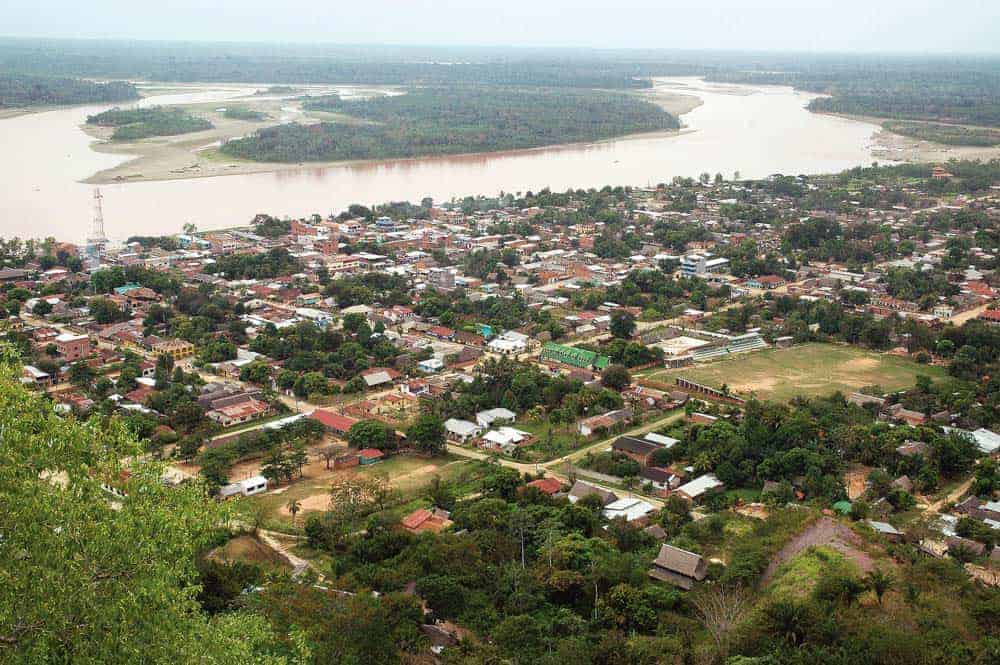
[646,343,947,402]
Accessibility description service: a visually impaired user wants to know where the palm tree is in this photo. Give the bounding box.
[864,568,894,606]
[286,499,302,527]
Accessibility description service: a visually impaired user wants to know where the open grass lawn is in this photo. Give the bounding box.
[647,343,947,402]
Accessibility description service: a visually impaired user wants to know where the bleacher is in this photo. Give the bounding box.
[691,333,767,363]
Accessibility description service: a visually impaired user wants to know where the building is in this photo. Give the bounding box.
[681,253,729,276]
[525,477,563,496]
[401,507,453,534]
[444,418,482,442]
[151,338,195,361]
[309,409,359,436]
[54,332,91,362]
[476,407,516,428]
[218,475,268,498]
[603,497,656,522]
[648,544,708,589]
[358,448,385,465]
[567,480,618,506]
[206,398,270,427]
[540,342,610,371]
[611,435,663,465]
[675,474,724,501]
[577,409,630,437]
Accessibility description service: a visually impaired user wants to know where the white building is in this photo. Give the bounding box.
[476,408,517,428]
[445,418,482,442]
[219,475,268,499]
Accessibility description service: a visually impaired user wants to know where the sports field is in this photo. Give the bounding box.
[646,343,947,402]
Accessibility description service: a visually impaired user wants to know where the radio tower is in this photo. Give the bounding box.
[85,188,109,267]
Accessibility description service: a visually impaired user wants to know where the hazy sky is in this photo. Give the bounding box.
[3,0,999,52]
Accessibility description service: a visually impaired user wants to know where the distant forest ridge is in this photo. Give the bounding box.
[1,39,998,129]
[0,73,138,108]
[221,86,680,163]
[707,67,1000,128]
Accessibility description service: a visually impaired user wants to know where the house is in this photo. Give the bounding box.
[648,544,708,589]
[640,466,682,492]
[151,338,195,361]
[866,520,903,541]
[55,332,91,362]
[401,507,453,534]
[567,480,618,506]
[578,408,630,437]
[309,409,359,436]
[418,357,445,373]
[476,407,516,428]
[444,418,482,442]
[603,497,656,522]
[675,474,724,502]
[611,436,662,465]
[361,367,401,389]
[480,427,531,452]
[644,432,680,448]
[358,448,385,465]
[206,398,270,427]
[525,477,563,496]
[22,365,52,388]
[746,275,786,290]
[218,475,268,498]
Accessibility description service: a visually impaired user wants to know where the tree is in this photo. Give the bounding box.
[609,311,636,339]
[347,419,397,452]
[864,568,894,606]
[68,361,95,388]
[601,364,631,391]
[260,445,288,486]
[0,349,279,661]
[286,499,302,526]
[289,441,309,478]
[406,414,445,455]
[690,585,750,660]
[31,299,52,316]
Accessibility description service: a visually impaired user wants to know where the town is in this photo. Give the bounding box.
[4,159,1000,663]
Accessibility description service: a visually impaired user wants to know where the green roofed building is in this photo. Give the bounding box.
[541,342,611,370]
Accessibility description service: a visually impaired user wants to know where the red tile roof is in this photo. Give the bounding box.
[358,448,385,460]
[526,477,563,495]
[309,409,358,433]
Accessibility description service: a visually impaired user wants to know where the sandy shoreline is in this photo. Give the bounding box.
[817,112,1000,163]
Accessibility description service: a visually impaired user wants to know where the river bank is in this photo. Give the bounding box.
[818,112,1000,163]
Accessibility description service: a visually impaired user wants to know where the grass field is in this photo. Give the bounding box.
[647,343,947,402]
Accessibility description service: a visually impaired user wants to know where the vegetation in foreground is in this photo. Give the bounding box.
[221,87,679,163]
[87,106,213,141]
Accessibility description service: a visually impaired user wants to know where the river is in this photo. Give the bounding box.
[0,78,881,243]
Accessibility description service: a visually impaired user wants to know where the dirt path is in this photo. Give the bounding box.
[762,517,875,584]
[924,476,975,514]
[258,529,314,578]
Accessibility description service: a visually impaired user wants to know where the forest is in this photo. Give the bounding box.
[223,105,269,121]
[221,87,679,162]
[86,106,213,140]
[0,39,701,89]
[709,62,1000,127]
[882,121,1000,147]
[0,72,137,108]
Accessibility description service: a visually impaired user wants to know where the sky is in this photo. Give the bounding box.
[2,0,999,53]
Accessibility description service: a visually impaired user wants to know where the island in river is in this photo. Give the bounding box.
[83,85,701,185]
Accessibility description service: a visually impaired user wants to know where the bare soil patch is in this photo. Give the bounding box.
[763,517,875,584]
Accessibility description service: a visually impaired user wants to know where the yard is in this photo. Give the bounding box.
[247,452,475,531]
[646,343,947,402]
